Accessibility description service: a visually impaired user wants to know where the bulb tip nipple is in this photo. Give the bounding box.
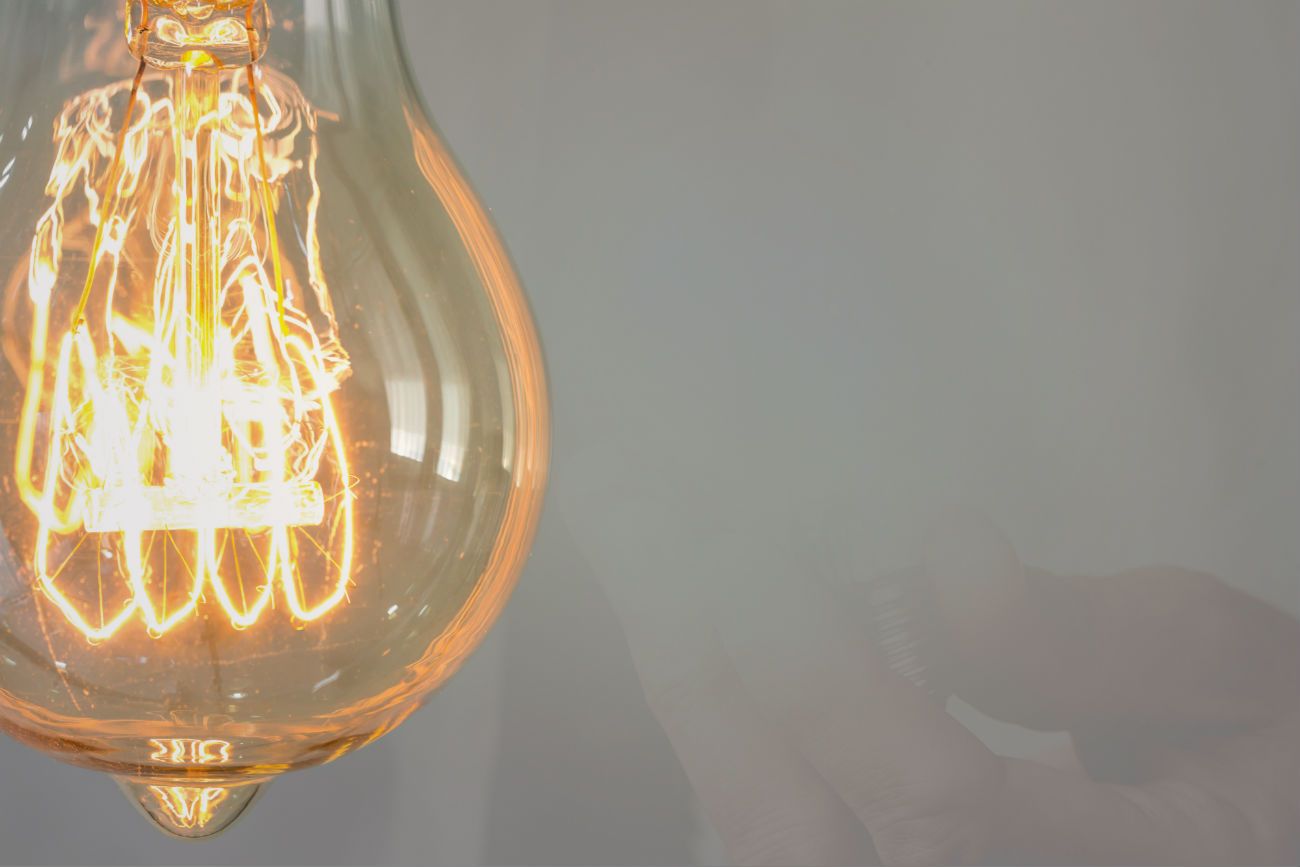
[114,776,265,840]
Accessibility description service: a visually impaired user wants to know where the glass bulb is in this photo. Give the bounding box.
[0,0,548,838]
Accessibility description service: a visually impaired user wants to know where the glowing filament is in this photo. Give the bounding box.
[147,786,230,830]
[149,738,233,765]
[16,42,353,641]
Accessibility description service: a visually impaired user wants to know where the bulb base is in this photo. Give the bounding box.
[114,776,265,840]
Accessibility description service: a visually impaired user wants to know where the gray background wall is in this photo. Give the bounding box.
[1,1,1297,864]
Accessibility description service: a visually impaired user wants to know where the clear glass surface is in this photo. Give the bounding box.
[0,0,548,836]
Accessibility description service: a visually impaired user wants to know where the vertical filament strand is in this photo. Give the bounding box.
[71,55,149,333]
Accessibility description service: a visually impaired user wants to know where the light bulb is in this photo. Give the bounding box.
[0,0,547,838]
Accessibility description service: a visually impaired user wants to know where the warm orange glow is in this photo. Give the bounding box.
[0,0,551,838]
[393,106,551,690]
[149,737,233,764]
[147,785,230,830]
[127,1,268,71]
[16,19,353,642]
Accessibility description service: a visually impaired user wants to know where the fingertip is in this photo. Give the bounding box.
[916,509,1064,726]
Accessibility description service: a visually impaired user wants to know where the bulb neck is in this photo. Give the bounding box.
[294,0,416,126]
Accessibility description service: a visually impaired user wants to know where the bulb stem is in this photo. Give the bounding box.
[174,65,223,386]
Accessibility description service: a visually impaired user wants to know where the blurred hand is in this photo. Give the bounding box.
[579,501,1300,866]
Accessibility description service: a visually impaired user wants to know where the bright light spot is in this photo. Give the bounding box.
[17,66,354,641]
[384,377,426,461]
[311,670,340,692]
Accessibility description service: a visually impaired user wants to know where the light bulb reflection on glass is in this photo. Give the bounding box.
[0,0,547,838]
